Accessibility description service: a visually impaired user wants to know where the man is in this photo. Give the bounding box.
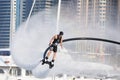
[42,31,64,68]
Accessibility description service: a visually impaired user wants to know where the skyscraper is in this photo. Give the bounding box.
[20,0,33,23]
[20,0,58,24]
[77,0,118,28]
[0,0,17,55]
[118,0,120,29]
[16,0,20,29]
[0,0,11,49]
[70,0,119,61]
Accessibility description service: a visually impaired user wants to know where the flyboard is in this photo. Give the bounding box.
[40,45,54,69]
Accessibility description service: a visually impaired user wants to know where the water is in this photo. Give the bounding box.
[11,0,120,79]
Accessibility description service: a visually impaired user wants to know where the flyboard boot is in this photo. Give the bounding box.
[42,57,48,65]
[49,60,54,69]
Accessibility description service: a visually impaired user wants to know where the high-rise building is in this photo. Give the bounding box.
[20,0,58,24]
[20,0,33,23]
[106,0,118,27]
[77,0,118,28]
[16,0,20,29]
[74,0,119,62]
[118,0,120,29]
[0,0,17,55]
[0,0,11,49]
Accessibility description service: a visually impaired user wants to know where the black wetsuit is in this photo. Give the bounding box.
[50,35,62,52]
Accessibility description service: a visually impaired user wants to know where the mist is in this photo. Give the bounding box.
[11,4,120,79]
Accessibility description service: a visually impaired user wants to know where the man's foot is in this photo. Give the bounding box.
[42,59,45,65]
[49,62,54,69]
[49,60,54,69]
[42,57,48,65]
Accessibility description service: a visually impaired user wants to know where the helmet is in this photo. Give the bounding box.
[59,31,64,35]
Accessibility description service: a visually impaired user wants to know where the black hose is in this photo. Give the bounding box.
[43,37,120,59]
[63,37,120,45]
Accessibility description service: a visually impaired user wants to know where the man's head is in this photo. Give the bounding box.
[59,31,64,36]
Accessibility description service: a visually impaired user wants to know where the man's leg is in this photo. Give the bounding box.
[46,50,52,58]
[50,49,57,68]
[49,46,57,68]
[42,50,51,65]
[52,45,57,63]
[51,52,56,66]
[49,53,56,68]
[46,46,53,58]
[50,52,56,65]
[52,52,56,61]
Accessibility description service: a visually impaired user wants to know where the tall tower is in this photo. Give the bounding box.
[20,0,58,26]
[76,0,118,61]
[16,0,21,30]
[106,0,118,28]
[20,0,33,23]
[77,0,118,28]
[118,0,120,29]
[0,0,11,49]
[0,0,17,55]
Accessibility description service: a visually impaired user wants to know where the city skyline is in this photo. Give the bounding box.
[0,0,119,79]
[0,0,119,56]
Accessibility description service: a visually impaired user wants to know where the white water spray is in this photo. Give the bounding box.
[11,0,120,79]
[56,0,62,33]
[24,0,36,30]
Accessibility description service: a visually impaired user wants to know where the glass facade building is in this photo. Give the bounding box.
[0,0,11,55]
[16,0,20,30]
[20,0,57,23]
[0,0,17,55]
[0,0,11,48]
[20,0,33,23]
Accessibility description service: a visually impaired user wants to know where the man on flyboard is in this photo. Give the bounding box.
[42,31,64,69]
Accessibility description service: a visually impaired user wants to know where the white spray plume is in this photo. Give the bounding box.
[11,6,120,78]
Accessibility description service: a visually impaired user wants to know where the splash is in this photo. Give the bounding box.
[11,6,120,78]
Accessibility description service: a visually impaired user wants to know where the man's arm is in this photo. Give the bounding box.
[60,37,63,48]
[49,35,56,45]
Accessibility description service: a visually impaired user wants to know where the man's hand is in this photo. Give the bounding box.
[49,43,52,46]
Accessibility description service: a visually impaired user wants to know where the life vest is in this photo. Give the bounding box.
[52,35,62,45]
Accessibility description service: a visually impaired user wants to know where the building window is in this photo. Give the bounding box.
[0,69,4,74]
[26,70,32,76]
[0,51,10,56]
[9,67,21,76]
